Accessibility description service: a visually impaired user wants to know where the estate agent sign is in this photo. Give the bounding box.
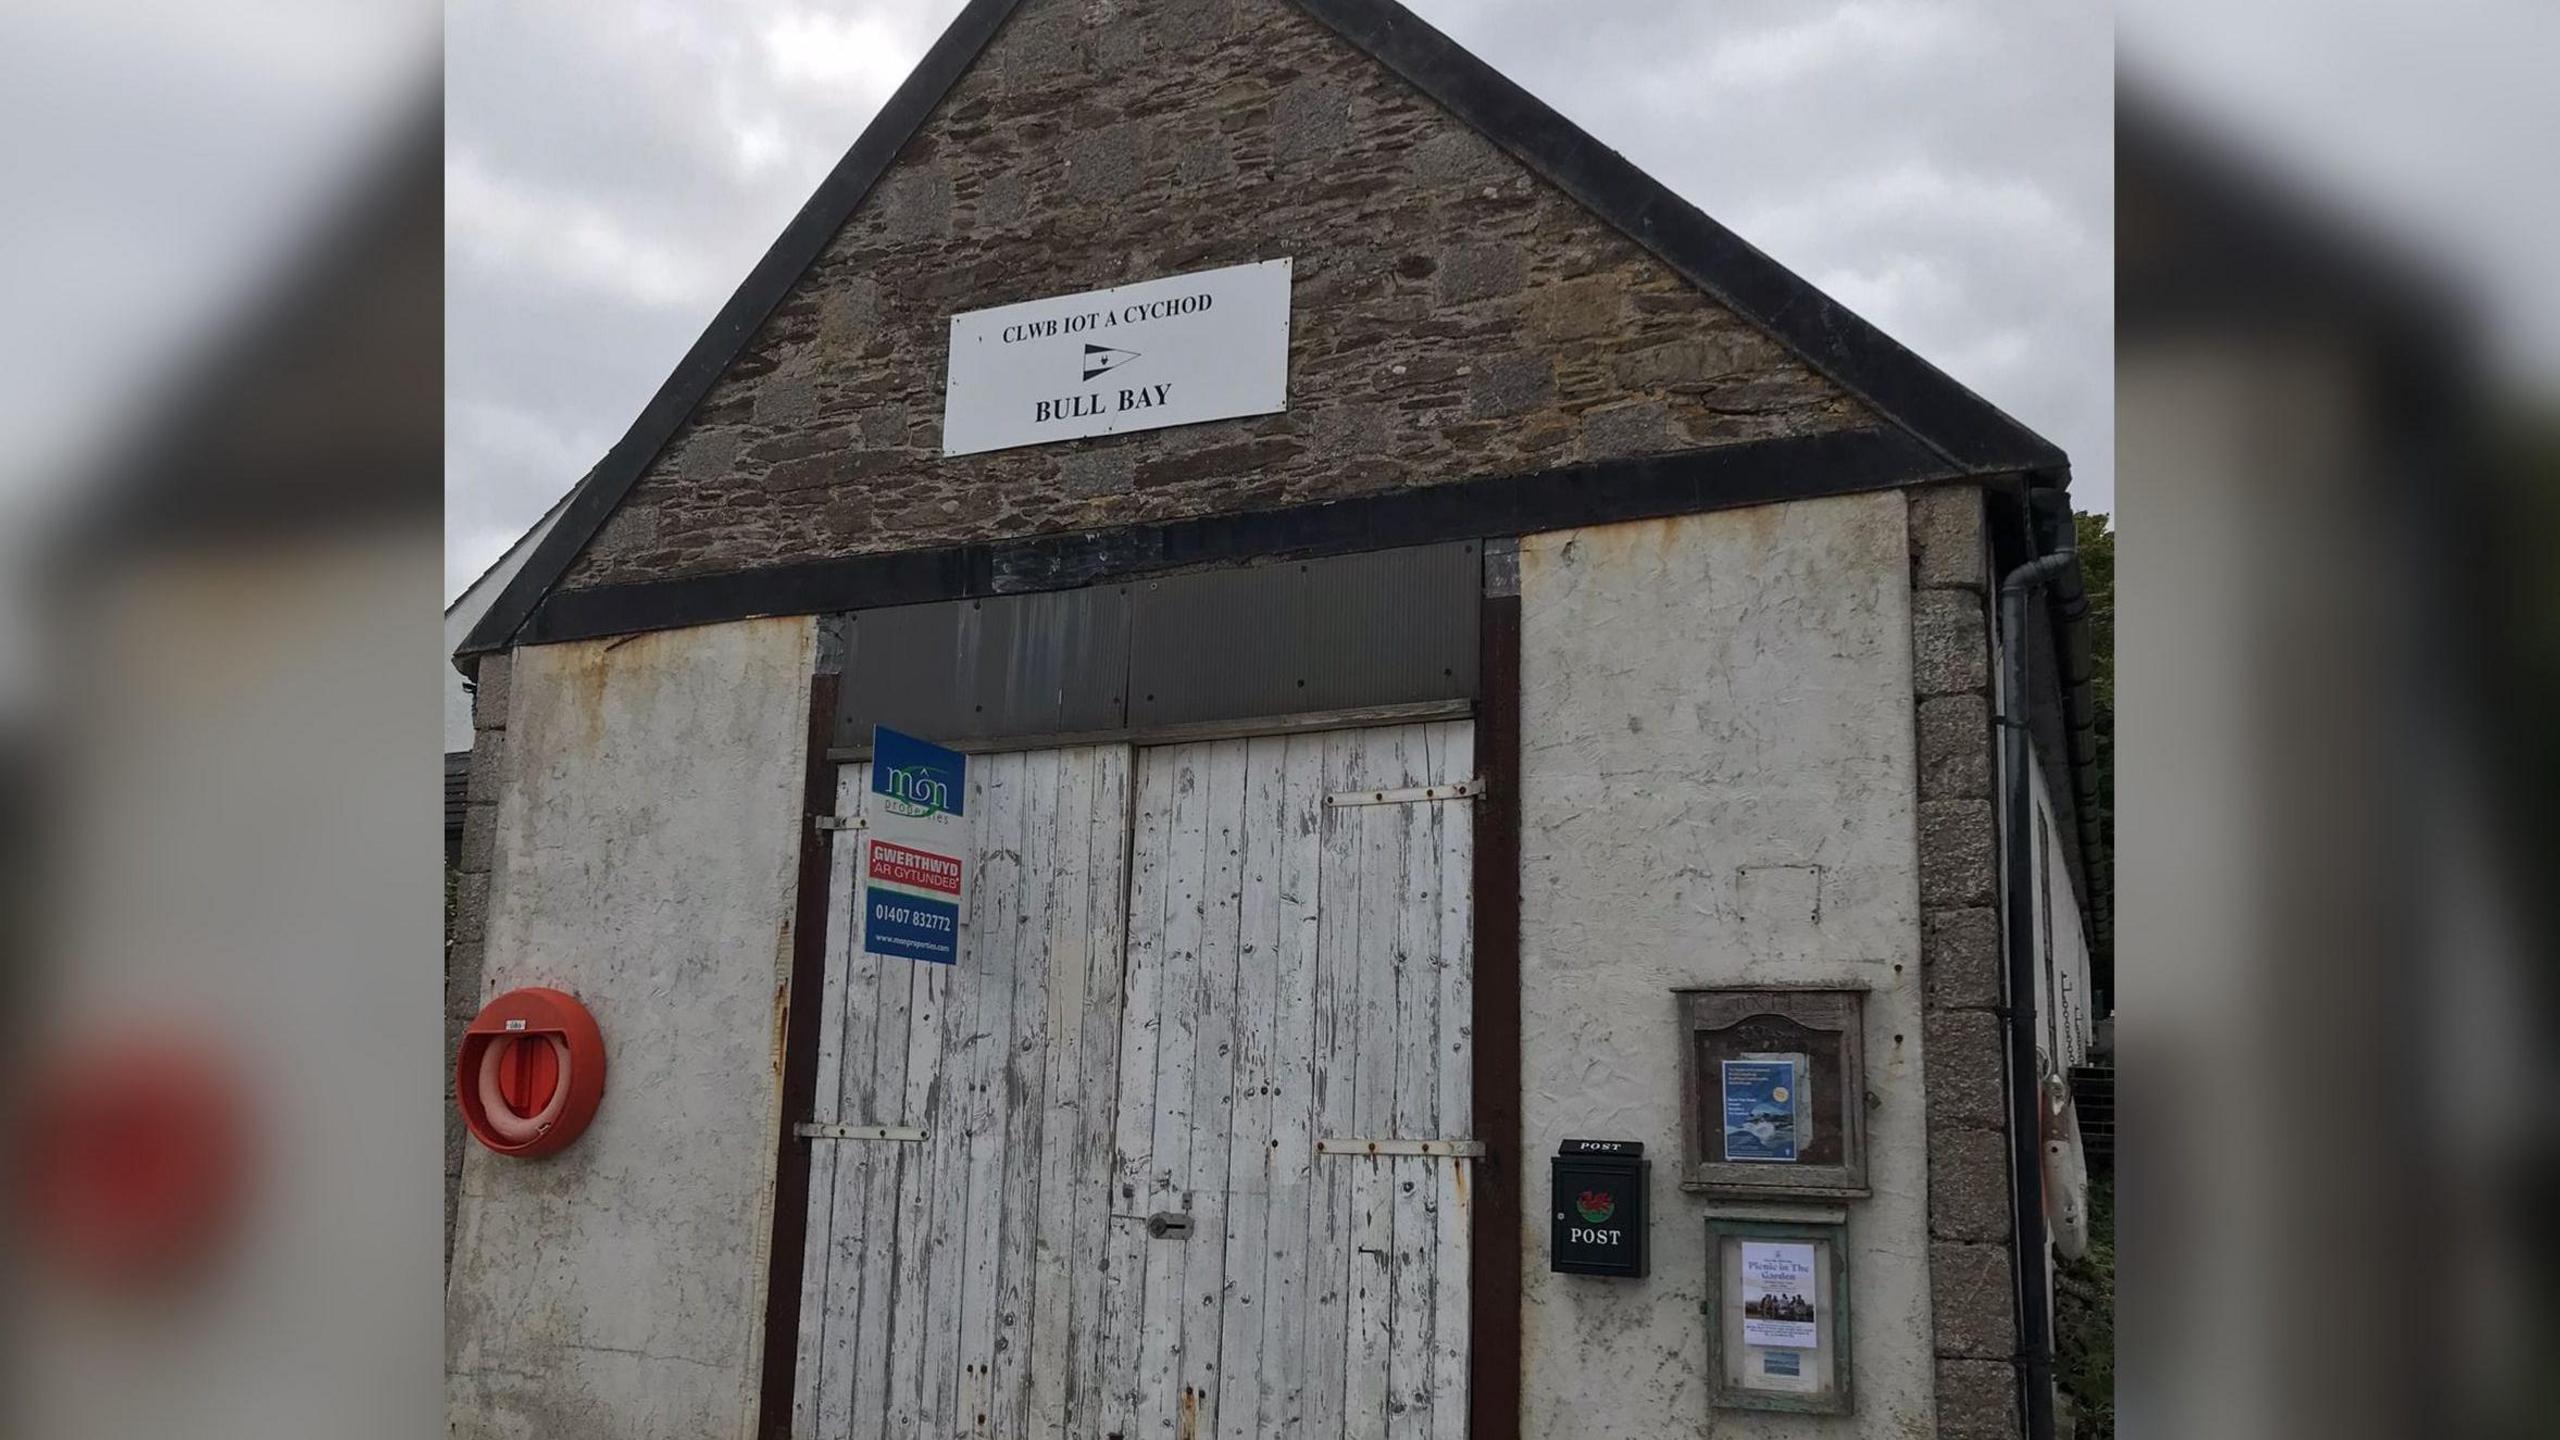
[941,258,1292,456]
[863,725,970,966]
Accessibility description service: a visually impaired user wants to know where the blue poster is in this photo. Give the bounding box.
[1721,1059,1801,1162]
[872,725,966,820]
[864,726,969,966]
[864,888,960,965]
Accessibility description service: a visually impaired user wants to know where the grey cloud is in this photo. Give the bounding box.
[444,0,2111,597]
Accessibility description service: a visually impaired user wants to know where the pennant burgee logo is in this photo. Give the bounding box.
[1082,343,1141,381]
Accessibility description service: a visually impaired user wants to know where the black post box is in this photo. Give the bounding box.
[1550,1139,1649,1277]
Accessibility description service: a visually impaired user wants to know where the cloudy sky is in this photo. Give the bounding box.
[445,0,2112,601]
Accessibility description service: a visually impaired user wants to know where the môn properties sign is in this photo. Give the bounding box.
[863,726,969,965]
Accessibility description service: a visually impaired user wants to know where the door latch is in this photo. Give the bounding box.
[1145,1212,1192,1240]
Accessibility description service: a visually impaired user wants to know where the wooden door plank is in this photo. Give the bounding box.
[1390,1154,1439,1440]
[1427,1152,1472,1440]
[955,751,1028,1434]
[911,755,995,1433]
[1067,748,1134,1438]
[1098,747,1176,1440]
[1344,726,1412,1440]
[1136,744,1213,1435]
[1302,727,1367,1440]
[884,912,955,1432]
[795,764,866,1435]
[1389,729,1442,1440]
[1178,739,1251,1437]
[1215,736,1288,1440]
[1266,732,1329,1440]
[824,768,895,1439]
[1428,724,1476,1440]
[844,782,918,1440]
[1345,1151,1395,1440]
[989,748,1068,1439]
[1024,748,1095,1436]
[807,769,878,1436]
[1431,722,1476,1142]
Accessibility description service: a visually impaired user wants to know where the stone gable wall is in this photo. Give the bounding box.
[560,0,1878,591]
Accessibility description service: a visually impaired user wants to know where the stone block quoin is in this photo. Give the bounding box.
[446,652,511,1264]
[1907,483,2021,1428]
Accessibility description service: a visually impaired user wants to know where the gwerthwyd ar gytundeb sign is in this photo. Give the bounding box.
[940,258,1291,456]
[863,726,968,966]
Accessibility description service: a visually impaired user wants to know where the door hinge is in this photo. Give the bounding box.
[794,1122,924,1142]
[1322,779,1483,809]
[1315,1137,1486,1158]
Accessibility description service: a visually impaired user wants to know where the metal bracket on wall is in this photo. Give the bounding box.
[1322,779,1484,809]
[1315,1137,1487,1158]
[813,814,868,832]
[793,1122,924,1142]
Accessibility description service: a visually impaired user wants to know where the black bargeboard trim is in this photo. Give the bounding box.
[460,0,2066,661]
[517,428,1976,648]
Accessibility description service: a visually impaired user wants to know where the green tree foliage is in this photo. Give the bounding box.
[2055,1171,2116,1438]
[2058,512,2116,1434]
[2073,511,2115,859]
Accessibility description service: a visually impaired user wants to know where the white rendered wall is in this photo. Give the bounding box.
[1516,494,1937,1436]
[446,617,815,1439]
[444,495,567,754]
[2031,753,2096,1069]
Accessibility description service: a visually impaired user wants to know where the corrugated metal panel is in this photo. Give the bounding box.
[834,587,1130,749]
[1127,542,1477,729]
[832,542,1477,750]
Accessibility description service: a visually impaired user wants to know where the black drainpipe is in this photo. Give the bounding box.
[1998,486,2075,1440]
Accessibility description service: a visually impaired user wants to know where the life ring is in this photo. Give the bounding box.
[455,987,605,1158]
[477,1033,573,1143]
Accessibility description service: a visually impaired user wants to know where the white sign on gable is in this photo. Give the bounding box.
[941,258,1291,457]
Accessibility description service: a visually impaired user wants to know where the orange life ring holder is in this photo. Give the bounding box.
[456,988,605,1158]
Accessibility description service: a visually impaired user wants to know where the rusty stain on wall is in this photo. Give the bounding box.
[1517,496,1935,1437]
[447,616,818,1440]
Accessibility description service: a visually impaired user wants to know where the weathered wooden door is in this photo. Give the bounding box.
[794,745,1138,1440]
[1097,722,1475,1440]
[793,722,1474,1440]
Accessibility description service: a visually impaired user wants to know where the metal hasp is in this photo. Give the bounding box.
[1998,485,2081,1440]
[1550,1138,1649,1278]
[1144,1212,1192,1240]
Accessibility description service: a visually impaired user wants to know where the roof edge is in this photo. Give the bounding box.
[447,479,580,620]
[1289,0,2066,477]
[463,0,2070,657]
[457,0,1032,657]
